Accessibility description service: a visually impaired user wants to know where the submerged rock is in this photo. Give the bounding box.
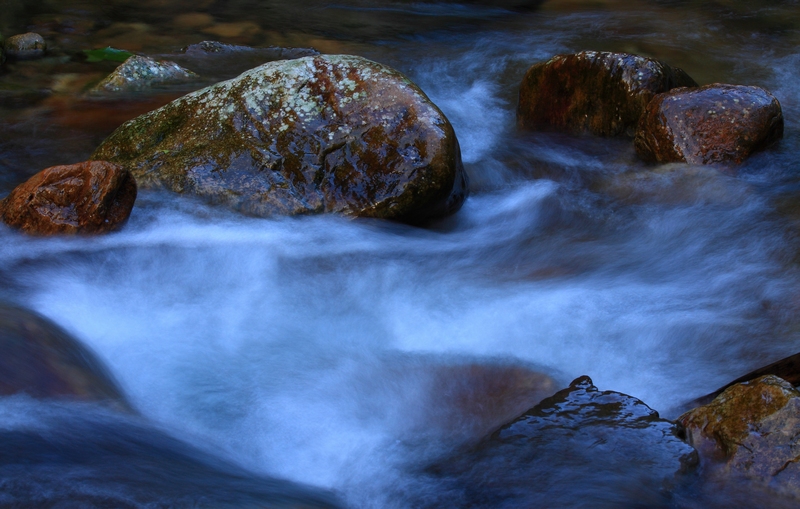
[0,160,137,235]
[0,399,343,508]
[92,55,198,93]
[679,375,800,495]
[0,303,130,410]
[635,84,784,165]
[423,376,697,507]
[4,32,46,60]
[517,51,697,136]
[92,54,467,223]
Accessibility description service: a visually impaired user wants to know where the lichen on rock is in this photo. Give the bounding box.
[679,375,800,495]
[92,55,198,93]
[92,54,467,223]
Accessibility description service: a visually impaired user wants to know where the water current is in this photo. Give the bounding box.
[1,1,800,507]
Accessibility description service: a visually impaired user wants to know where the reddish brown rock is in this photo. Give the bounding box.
[517,51,697,136]
[0,161,136,235]
[635,84,784,165]
[678,375,800,494]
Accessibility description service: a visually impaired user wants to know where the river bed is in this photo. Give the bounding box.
[1,1,800,507]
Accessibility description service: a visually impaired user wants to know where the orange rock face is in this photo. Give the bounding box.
[0,160,137,235]
[517,51,697,136]
[635,84,784,165]
[678,375,800,494]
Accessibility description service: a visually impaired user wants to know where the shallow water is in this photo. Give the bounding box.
[2,1,800,507]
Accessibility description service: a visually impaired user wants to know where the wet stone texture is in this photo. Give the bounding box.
[0,161,137,235]
[92,54,468,223]
[679,375,800,496]
[517,51,697,136]
[0,303,130,410]
[4,32,46,60]
[422,376,698,508]
[92,55,198,94]
[635,84,784,165]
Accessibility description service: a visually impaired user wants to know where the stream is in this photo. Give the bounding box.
[1,1,800,507]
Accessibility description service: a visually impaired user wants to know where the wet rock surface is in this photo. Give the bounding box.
[421,376,698,508]
[4,32,46,60]
[0,399,345,509]
[0,160,137,235]
[0,303,130,410]
[93,54,467,223]
[92,55,198,93]
[517,51,697,136]
[635,84,784,165]
[679,375,800,495]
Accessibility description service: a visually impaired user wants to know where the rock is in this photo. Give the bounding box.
[635,84,784,165]
[4,32,46,60]
[92,55,198,94]
[0,303,130,410]
[92,55,467,223]
[679,375,800,495]
[517,51,697,136]
[685,351,800,409]
[0,160,137,235]
[0,32,5,65]
[423,376,697,507]
[0,399,343,508]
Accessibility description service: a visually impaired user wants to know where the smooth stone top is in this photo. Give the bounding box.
[635,83,784,165]
[518,51,697,136]
[5,32,46,60]
[92,55,198,93]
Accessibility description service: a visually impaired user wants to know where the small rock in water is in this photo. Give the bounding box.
[92,55,198,93]
[679,375,800,496]
[92,55,468,223]
[0,303,131,410]
[635,84,784,165]
[422,376,698,507]
[4,32,47,60]
[517,51,697,136]
[0,160,137,235]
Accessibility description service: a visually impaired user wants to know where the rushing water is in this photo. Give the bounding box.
[2,1,800,507]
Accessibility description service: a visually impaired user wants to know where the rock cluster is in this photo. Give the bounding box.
[518,51,783,165]
[93,54,467,223]
[0,160,137,235]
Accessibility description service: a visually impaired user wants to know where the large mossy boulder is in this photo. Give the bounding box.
[422,376,697,507]
[517,51,697,136]
[92,54,468,223]
[0,303,130,410]
[0,161,137,235]
[635,84,784,165]
[679,375,800,495]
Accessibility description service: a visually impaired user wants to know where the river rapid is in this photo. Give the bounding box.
[1,1,800,507]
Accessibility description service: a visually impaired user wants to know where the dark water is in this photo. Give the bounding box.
[2,1,800,507]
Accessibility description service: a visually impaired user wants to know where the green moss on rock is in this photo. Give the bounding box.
[92,54,467,223]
